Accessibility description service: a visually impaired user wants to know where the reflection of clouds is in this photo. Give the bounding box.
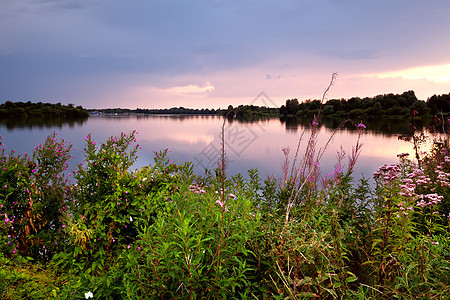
[362,139,413,159]
[169,133,215,145]
[1,115,428,183]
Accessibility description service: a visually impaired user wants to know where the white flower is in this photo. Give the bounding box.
[85,291,94,299]
[129,216,133,222]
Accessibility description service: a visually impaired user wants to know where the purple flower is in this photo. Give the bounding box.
[357,122,366,129]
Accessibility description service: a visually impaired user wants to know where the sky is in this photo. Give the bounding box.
[1,0,450,109]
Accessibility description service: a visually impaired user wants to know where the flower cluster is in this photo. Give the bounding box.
[373,164,401,183]
[189,184,207,194]
[435,164,450,188]
[397,201,415,216]
[416,193,444,208]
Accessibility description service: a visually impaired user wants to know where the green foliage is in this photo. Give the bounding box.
[223,104,279,120]
[0,133,72,261]
[0,101,89,120]
[0,125,448,299]
[70,131,141,253]
[124,169,261,298]
[280,90,446,120]
[0,254,64,299]
[427,93,450,115]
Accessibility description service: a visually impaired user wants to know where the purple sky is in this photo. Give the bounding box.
[1,0,450,109]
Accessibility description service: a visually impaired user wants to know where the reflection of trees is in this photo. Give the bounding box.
[278,116,429,136]
[0,116,88,130]
[279,116,307,132]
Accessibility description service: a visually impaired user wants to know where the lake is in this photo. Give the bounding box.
[0,114,429,185]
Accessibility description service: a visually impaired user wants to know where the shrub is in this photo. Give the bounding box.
[124,166,262,298]
[0,133,72,262]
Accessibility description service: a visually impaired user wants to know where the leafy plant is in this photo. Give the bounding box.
[0,133,72,261]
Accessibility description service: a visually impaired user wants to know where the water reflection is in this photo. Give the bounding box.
[279,116,431,136]
[0,114,437,184]
[0,116,88,130]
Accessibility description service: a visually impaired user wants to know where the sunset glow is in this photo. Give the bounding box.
[368,64,450,83]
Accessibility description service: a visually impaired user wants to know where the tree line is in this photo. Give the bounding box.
[280,90,450,118]
[223,90,449,119]
[91,107,221,115]
[0,101,89,119]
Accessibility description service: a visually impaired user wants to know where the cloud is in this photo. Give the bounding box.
[365,63,450,83]
[168,82,214,96]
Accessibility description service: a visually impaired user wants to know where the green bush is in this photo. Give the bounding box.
[124,170,261,298]
[0,133,72,262]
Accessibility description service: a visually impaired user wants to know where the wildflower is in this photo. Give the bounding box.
[85,291,94,299]
[215,199,229,212]
[357,122,366,129]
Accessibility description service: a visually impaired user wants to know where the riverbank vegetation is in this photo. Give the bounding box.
[90,106,221,116]
[287,90,449,119]
[222,90,450,121]
[1,114,449,298]
[0,101,89,120]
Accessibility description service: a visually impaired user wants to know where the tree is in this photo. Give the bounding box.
[427,93,450,114]
[323,105,334,116]
[285,99,299,115]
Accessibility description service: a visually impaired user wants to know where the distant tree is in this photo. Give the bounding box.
[372,102,383,115]
[411,100,429,116]
[0,101,89,119]
[284,99,299,115]
[427,93,450,114]
[322,105,334,116]
[399,90,418,107]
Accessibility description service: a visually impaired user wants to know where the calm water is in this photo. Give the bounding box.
[0,115,426,184]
